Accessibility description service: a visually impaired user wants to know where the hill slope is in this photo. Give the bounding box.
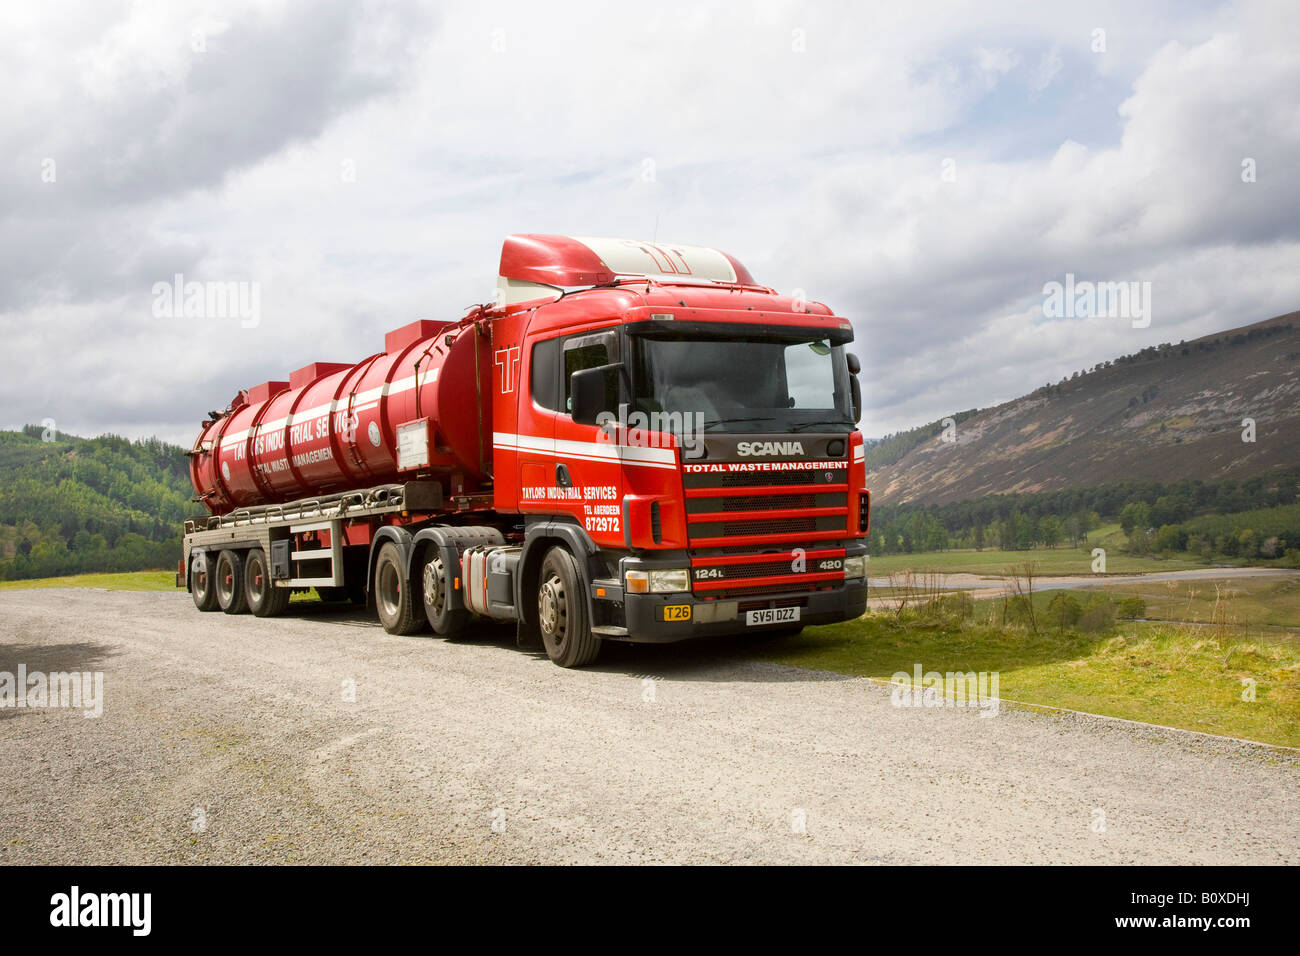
[0,427,200,580]
[868,312,1300,506]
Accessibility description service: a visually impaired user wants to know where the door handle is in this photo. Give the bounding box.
[555,463,572,488]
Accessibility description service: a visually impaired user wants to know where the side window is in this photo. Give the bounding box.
[530,338,560,411]
[562,332,619,413]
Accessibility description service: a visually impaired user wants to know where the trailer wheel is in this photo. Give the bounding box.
[374,541,425,635]
[215,549,249,615]
[245,548,290,618]
[537,546,601,668]
[422,551,469,637]
[191,554,220,612]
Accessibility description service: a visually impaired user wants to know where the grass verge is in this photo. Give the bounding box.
[0,570,176,591]
[760,603,1300,747]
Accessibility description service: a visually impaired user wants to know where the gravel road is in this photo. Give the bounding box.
[1,588,1296,865]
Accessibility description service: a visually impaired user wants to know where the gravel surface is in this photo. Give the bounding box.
[1,588,1296,864]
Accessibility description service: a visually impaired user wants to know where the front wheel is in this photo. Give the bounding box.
[537,547,601,668]
[374,541,425,635]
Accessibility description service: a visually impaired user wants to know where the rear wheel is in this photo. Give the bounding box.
[215,549,249,615]
[537,546,601,668]
[422,550,469,637]
[245,548,290,618]
[191,553,220,612]
[374,541,425,635]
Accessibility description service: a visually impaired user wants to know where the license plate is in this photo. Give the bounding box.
[663,604,692,622]
[745,607,800,626]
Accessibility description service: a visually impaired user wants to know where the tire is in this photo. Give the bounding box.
[215,549,249,614]
[245,548,290,618]
[421,548,469,637]
[373,541,425,635]
[537,546,601,668]
[191,553,220,612]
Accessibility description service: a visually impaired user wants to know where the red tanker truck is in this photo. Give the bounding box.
[179,235,870,666]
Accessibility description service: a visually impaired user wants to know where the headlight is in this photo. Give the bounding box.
[648,569,691,593]
[843,556,867,579]
[626,568,691,593]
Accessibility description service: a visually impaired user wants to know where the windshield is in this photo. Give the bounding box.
[629,330,854,434]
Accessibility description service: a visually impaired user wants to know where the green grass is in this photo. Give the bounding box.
[1070,576,1300,630]
[868,544,1209,577]
[0,570,176,591]
[0,569,325,603]
[760,609,1300,747]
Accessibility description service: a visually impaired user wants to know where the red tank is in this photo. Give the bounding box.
[190,318,492,514]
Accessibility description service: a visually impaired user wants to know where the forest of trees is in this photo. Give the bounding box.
[0,426,200,581]
[2,422,1297,582]
[868,468,1300,562]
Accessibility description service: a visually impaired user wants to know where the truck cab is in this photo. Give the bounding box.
[487,236,869,664]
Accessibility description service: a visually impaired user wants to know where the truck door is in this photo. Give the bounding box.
[515,334,560,515]
[554,330,625,546]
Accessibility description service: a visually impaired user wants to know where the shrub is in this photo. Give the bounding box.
[1047,592,1083,629]
[1116,596,1147,619]
[1003,594,1034,626]
[1078,595,1117,633]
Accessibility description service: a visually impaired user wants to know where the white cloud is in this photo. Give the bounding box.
[0,0,1296,448]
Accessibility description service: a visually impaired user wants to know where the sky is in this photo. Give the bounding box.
[2,0,1298,446]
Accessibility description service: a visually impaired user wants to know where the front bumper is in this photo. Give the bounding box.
[618,580,867,643]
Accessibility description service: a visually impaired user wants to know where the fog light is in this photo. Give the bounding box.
[843,556,867,580]
[648,568,690,593]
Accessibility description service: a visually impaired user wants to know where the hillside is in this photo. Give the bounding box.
[868,311,1300,506]
[0,427,200,580]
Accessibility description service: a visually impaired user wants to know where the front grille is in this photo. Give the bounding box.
[723,492,814,510]
[685,468,839,488]
[684,460,849,545]
[688,491,844,513]
[691,544,847,599]
[689,514,845,541]
[722,516,815,536]
[708,559,800,579]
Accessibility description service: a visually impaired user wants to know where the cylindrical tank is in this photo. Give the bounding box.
[190,318,491,514]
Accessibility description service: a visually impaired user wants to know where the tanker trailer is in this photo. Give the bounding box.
[179,234,870,667]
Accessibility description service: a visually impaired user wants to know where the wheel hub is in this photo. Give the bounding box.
[539,578,562,635]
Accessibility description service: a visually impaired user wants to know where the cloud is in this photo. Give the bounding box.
[0,0,1296,449]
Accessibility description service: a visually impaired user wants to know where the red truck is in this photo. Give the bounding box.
[179,235,869,666]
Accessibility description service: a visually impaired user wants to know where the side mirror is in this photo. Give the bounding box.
[570,363,622,426]
[846,352,861,376]
[851,376,862,424]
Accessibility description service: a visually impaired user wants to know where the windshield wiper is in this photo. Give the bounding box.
[701,417,775,430]
[788,419,853,432]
